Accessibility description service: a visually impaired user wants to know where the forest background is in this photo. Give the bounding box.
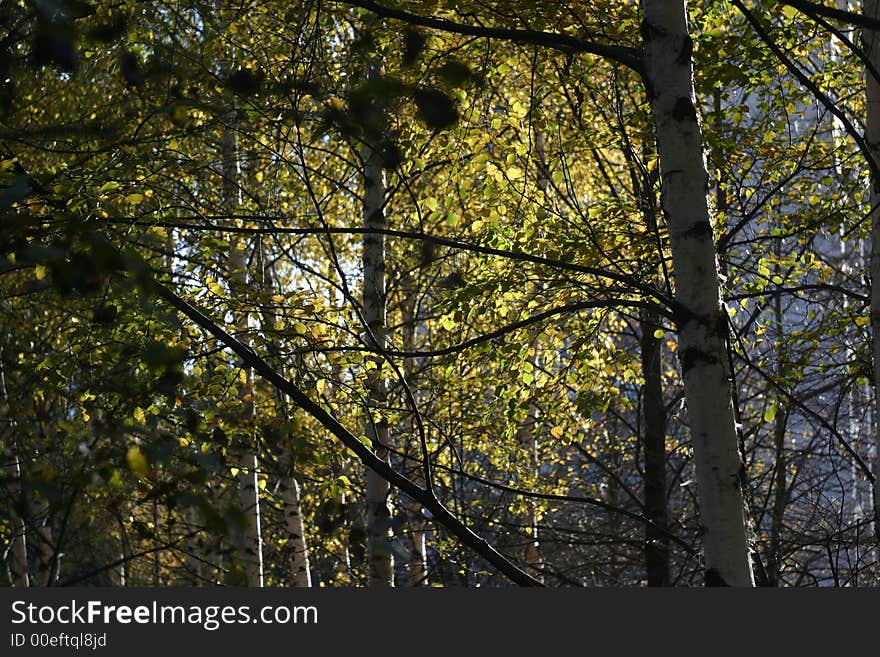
[1,0,879,588]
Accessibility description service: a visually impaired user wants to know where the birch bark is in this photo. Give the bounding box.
[641,0,754,586]
[257,240,312,587]
[222,126,263,587]
[1,346,28,587]
[362,102,394,587]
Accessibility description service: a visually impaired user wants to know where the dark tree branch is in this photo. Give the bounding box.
[328,0,645,73]
[148,278,544,586]
[778,0,880,32]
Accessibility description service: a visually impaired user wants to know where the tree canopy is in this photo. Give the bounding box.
[1,0,878,587]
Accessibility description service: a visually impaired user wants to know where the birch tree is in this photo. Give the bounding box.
[257,240,312,587]
[222,127,264,587]
[1,347,28,587]
[361,65,395,586]
[641,0,754,586]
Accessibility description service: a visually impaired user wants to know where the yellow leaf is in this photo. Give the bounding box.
[35,264,48,280]
[126,446,149,478]
[855,316,870,327]
[125,193,144,205]
[255,171,264,183]
[133,407,146,423]
[550,426,564,439]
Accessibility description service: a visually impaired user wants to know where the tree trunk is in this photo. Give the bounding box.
[257,239,312,587]
[864,0,880,551]
[222,125,263,588]
[641,0,754,586]
[1,346,28,587]
[280,466,312,587]
[362,126,394,587]
[516,364,544,583]
[401,275,429,586]
[34,497,54,586]
[181,506,203,586]
[5,446,28,587]
[767,283,790,586]
[640,308,669,586]
[637,123,670,587]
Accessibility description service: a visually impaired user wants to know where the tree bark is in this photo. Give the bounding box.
[865,0,880,551]
[400,275,429,586]
[255,238,312,587]
[641,0,755,586]
[4,446,28,587]
[280,467,312,587]
[222,125,263,588]
[637,123,670,587]
[34,497,54,586]
[362,89,394,586]
[1,346,28,587]
[640,308,669,586]
[767,282,790,586]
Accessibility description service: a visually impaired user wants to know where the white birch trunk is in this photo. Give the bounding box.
[362,115,394,587]
[34,497,54,586]
[256,240,312,587]
[229,238,263,587]
[222,126,263,587]
[641,0,754,586]
[864,0,880,549]
[114,511,130,586]
[6,451,28,587]
[280,464,312,587]
[1,347,28,587]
